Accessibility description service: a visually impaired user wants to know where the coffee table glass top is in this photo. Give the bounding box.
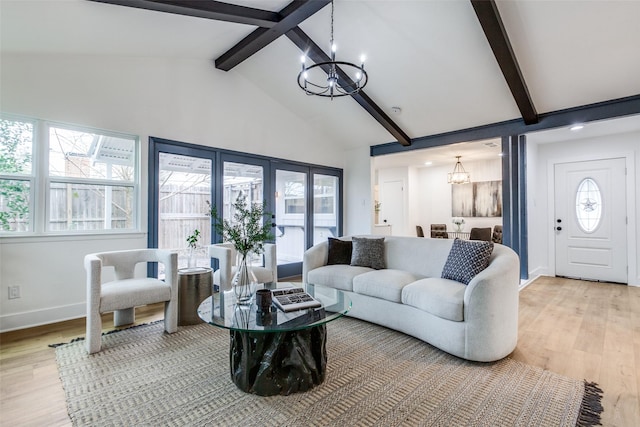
[197,283,351,333]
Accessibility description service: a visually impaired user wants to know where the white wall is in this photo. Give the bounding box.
[344,146,372,236]
[527,131,639,286]
[0,53,348,331]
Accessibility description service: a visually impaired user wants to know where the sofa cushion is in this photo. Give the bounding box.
[402,278,466,322]
[351,236,386,270]
[307,264,373,292]
[327,237,353,265]
[353,269,419,303]
[441,239,493,285]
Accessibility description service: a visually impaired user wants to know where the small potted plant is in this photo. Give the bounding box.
[207,194,273,303]
[186,229,201,269]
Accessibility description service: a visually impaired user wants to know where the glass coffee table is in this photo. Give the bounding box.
[197,283,351,396]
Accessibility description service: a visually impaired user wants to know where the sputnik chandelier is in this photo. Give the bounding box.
[297,0,368,99]
[448,156,471,184]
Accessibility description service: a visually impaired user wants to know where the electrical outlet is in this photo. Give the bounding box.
[8,286,20,299]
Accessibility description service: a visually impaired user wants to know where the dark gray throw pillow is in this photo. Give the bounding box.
[327,238,353,265]
[441,238,494,285]
[350,237,386,270]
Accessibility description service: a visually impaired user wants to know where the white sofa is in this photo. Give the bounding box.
[302,235,520,362]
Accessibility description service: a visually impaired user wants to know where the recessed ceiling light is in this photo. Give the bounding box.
[391,106,402,114]
[569,124,584,131]
[424,161,433,166]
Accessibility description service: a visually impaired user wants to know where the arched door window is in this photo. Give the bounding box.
[575,178,602,233]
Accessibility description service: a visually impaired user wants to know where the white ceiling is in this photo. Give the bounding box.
[373,138,502,169]
[1,0,639,154]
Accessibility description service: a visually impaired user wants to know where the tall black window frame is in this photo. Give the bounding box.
[148,137,343,279]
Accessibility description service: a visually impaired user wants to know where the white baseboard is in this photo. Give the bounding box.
[517,266,549,291]
[0,302,85,333]
[519,274,542,291]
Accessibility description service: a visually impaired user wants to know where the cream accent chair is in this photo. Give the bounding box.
[84,249,178,354]
[209,243,277,291]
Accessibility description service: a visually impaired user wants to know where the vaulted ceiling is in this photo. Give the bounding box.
[1,0,639,150]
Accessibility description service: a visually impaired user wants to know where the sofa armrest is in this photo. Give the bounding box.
[462,245,520,360]
[302,241,329,283]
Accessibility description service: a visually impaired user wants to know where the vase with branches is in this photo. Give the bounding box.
[207,194,274,303]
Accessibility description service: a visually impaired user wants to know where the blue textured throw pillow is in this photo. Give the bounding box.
[441,238,493,285]
[350,237,386,270]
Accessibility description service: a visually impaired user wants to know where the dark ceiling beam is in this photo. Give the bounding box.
[286,27,411,146]
[90,0,410,145]
[371,94,640,156]
[215,0,331,71]
[471,0,539,125]
[87,0,280,28]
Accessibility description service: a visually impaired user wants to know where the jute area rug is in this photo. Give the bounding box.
[54,317,602,426]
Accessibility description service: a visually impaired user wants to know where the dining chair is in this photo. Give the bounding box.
[492,225,503,244]
[469,227,492,242]
[430,224,448,239]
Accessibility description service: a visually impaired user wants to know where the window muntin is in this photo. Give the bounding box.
[575,178,602,233]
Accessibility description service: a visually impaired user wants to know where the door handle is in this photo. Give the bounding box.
[556,226,562,231]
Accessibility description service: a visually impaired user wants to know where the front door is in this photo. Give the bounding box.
[554,158,627,283]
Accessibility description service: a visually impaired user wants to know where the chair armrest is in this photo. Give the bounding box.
[84,254,103,312]
[155,250,178,294]
[263,243,277,282]
[209,243,234,291]
[302,241,329,283]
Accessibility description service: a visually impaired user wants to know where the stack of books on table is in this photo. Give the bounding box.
[271,288,322,312]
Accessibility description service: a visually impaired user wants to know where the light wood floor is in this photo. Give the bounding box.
[1,277,639,426]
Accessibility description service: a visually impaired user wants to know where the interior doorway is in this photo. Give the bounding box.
[379,180,404,235]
